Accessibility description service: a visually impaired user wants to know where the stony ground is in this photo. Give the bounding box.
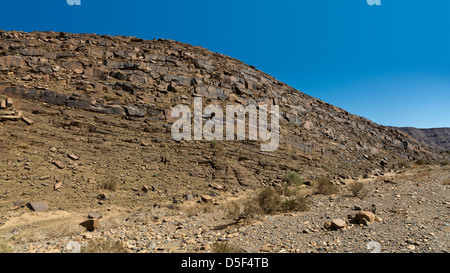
[1,164,448,253]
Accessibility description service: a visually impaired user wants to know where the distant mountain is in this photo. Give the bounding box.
[393,127,450,151]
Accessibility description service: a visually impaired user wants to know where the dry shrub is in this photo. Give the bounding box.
[212,242,243,253]
[258,187,282,215]
[12,222,83,243]
[415,171,431,178]
[46,222,84,239]
[226,202,241,220]
[185,203,215,217]
[81,239,128,253]
[237,187,310,219]
[281,195,310,212]
[415,159,426,165]
[350,182,369,199]
[99,177,118,191]
[240,198,263,220]
[0,240,13,253]
[316,177,339,195]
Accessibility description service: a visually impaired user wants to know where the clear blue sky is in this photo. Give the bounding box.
[0,0,449,128]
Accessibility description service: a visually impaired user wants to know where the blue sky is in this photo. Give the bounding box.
[0,0,449,128]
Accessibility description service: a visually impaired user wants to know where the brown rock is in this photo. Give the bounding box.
[54,181,63,190]
[68,153,79,160]
[6,98,13,108]
[40,175,51,180]
[53,161,65,169]
[13,200,27,208]
[201,195,213,204]
[142,185,151,193]
[22,116,34,125]
[80,219,101,231]
[331,219,347,230]
[88,211,103,219]
[27,201,49,212]
[355,211,376,225]
[0,100,5,109]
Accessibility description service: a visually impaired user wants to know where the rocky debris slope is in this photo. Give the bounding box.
[393,127,450,152]
[0,30,449,253]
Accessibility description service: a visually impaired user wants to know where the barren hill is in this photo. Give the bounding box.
[393,127,450,151]
[0,30,449,208]
[1,30,450,253]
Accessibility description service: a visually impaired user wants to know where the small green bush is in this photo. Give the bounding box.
[282,172,304,186]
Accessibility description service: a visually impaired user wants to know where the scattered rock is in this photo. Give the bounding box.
[53,161,65,169]
[331,219,347,230]
[54,181,63,190]
[355,211,376,225]
[27,201,49,212]
[80,219,101,232]
[88,211,103,219]
[201,195,213,204]
[68,153,79,160]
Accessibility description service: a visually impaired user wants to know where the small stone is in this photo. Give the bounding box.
[68,153,79,160]
[355,211,376,224]
[261,244,274,252]
[331,219,346,230]
[406,245,416,251]
[6,98,13,108]
[22,116,34,125]
[13,200,27,208]
[80,219,100,232]
[53,161,65,169]
[39,175,51,180]
[65,241,81,253]
[142,185,150,193]
[87,178,97,184]
[201,195,213,204]
[54,181,63,190]
[183,194,194,201]
[88,211,103,219]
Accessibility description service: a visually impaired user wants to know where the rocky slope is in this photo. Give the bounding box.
[0,30,449,253]
[393,127,450,152]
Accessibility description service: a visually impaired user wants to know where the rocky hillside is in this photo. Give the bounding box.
[0,30,449,213]
[393,127,450,151]
[1,30,450,254]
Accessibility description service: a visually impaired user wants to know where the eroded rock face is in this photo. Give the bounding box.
[393,127,450,151]
[0,29,447,190]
